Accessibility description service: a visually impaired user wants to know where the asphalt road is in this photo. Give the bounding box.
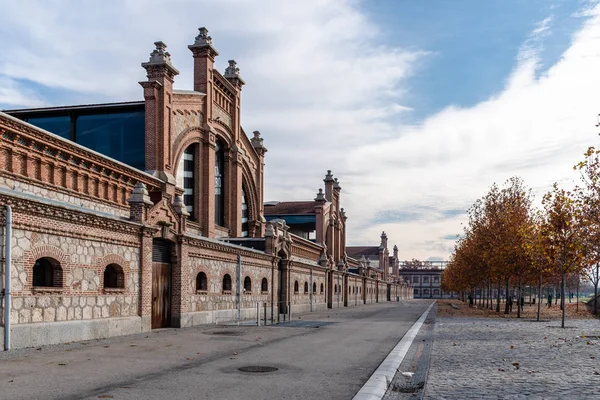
[0,300,433,400]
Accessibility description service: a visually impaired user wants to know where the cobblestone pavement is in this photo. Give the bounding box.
[424,316,600,399]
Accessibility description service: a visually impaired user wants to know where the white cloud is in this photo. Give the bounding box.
[2,1,600,262]
[346,5,600,259]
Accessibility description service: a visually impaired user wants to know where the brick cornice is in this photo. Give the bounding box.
[0,192,142,236]
[183,235,274,261]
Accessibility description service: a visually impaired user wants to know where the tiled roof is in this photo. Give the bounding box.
[264,201,316,215]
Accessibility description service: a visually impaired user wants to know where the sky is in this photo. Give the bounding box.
[1,0,600,261]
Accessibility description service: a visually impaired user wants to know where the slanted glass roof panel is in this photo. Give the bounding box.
[25,116,71,139]
[76,111,145,170]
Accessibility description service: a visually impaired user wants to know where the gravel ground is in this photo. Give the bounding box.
[424,315,600,399]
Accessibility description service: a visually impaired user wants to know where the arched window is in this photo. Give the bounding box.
[294,280,299,293]
[304,282,309,294]
[313,282,317,294]
[104,264,124,289]
[261,277,268,293]
[33,258,62,287]
[176,144,197,220]
[222,274,232,292]
[214,140,225,226]
[196,272,208,292]
[244,276,252,293]
[241,186,249,237]
[320,283,324,293]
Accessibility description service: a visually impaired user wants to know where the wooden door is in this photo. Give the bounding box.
[151,262,171,329]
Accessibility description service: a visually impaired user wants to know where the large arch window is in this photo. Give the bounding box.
[104,264,125,289]
[214,140,225,226]
[241,186,249,237]
[177,144,197,221]
[244,276,252,293]
[33,258,62,287]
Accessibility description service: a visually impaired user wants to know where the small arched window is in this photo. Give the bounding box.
[196,272,208,292]
[320,283,324,293]
[222,274,232,292]
[33,257,62,288]
[244,276,252,293]
[294,280,299,293]
[334,284,337,294]
[304,282,309,294]
[104,264,124,289]
[261,277,268,293]
[313,282,317,294]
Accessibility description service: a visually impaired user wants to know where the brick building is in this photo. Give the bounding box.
[0,28,411,349]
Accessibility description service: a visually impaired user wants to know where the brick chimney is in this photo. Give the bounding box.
[140,41,179,185]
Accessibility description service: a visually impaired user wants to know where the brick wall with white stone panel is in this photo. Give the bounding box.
[9,229,139,326]
[184,253,275,325]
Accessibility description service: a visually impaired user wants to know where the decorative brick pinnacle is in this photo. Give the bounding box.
[225,60,240,78]
[128,182,153,205]
[224,59,245,85]
[173,195,190,217]
[333,177,341,190]
[251,131,267,154]
[314,188,326,202]
[142,41,179,76]
[188,27,219,58]
[194,27,212,46]
[324,170,334,183]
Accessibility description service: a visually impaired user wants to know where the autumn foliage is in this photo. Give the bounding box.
[442,146,600,324]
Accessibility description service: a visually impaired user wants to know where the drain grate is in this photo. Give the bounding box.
[238,366,279,373]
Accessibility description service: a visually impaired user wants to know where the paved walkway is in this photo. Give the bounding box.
[424,316,600,399]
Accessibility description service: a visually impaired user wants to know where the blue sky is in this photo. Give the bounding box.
[1,0,600,260]
[364,0,582,121]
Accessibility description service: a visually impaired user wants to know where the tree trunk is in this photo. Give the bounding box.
[517,278,522,318]
[561,270,566,329]
[576,278,579,312]
[504,278,510,314]
[594,264,599,315]
[496,279,501,313]
[537,272,542,322]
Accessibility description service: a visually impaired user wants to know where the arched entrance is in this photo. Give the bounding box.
[152,238,172,328]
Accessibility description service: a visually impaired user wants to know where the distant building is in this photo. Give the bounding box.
[399,261,453,299]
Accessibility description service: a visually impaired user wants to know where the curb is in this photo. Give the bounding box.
[352,301,436,400]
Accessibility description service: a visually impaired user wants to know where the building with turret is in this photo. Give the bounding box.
[0,28,411,350]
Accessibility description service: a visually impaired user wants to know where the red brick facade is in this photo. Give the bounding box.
[0,28,411,349]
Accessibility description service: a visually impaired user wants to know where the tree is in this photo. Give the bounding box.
[541,184,585,328]
[574,146,600,314]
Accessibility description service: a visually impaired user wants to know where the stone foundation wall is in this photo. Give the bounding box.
[187,254,273,318]
[6,224,140,326]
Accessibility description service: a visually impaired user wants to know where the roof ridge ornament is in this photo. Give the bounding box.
[194,27,212,46]
[314,188,326,202]
[146,41,172,65]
